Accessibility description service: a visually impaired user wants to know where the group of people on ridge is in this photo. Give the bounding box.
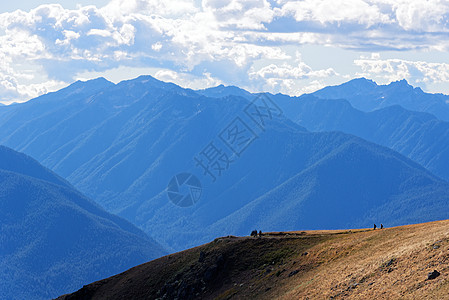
[373,224,384,230]
[250,229,262,237]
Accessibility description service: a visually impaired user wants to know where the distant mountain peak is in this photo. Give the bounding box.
[57,77,115,97]
[312,77,449,121]
[387,79,411,88]
[350,77,377,84]
[71,77,114,87]
[120,74,181,91]
[134,74,160,83]
[196,83,252,99]
[341,77,377,88]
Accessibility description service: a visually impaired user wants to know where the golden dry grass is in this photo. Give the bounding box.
[268,220,449,299]
[60,219,449,300]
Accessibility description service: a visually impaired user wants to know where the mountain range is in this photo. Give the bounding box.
[284,95,449,182]
[312,78,449,122]
[0,76,449,252]
[199,80,449,182]
[0,146,166,300]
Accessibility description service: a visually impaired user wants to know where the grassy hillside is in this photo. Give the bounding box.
[60,219,449,299]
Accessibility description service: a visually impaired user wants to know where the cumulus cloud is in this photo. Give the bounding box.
[382,0,449,32]
[250,62,336,80]
[248,52,338,95]
[276,0,391,27]
[1,0,449,102]
[154,69,222,89]
[355,55,449,88]
[103,0,198,18]
[202,0,274,29]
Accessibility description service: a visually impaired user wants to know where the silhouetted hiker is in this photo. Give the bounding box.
[381,224,384,229]
[250,230,258,237]
[258,230,262,237]
[373,224,377,230]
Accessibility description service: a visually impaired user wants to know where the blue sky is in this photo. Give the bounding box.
[1,0,449,104]
[0,1,110,12]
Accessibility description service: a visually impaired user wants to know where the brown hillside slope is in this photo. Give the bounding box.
[59,220,449,299]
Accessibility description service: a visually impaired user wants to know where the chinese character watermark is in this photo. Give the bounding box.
[244,94,283,131]
[219,117,258,156]
[167,94,282,207]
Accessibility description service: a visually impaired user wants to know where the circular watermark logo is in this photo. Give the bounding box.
[167,173,202,207]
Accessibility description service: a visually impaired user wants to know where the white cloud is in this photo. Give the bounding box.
[354,56,449,87]
[300,80,327,94]
[0,62,65,104]
[202,0,274,29]
[1,0,449,103]
[223,44,290,67]
[151,41,162,51]
[87,28,111,37]
[250,62,336,80]
[103,0,198,18]
[248,51,338,95]
[250,51,337,80]
[277,0,391,27]
[154,69,222,89]
[380,0,449,32]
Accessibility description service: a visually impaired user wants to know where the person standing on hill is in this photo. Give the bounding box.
[373,224,377,230]
[381,224,384,229]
